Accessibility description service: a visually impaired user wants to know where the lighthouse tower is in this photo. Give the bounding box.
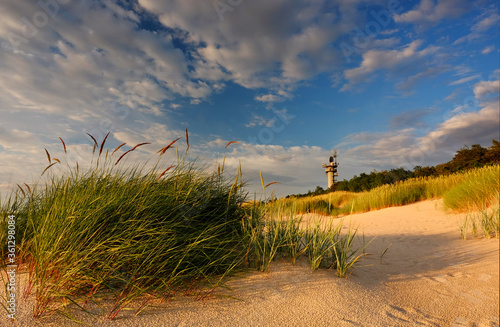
[322,150,338,189]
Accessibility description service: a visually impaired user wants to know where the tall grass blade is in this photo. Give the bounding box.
[44,148,51,164]
[158,137,181,155]
[59,137,67,153]
[112,142,126,155]
[86,133,98,154]
[225,141,239,149]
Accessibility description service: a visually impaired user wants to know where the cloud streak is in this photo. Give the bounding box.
[341,40,440,91]
[393,0,470,26]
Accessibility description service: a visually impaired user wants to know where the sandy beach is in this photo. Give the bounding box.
[4,199,499,326]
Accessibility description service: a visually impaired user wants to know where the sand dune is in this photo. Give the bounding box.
[4,199,499,326]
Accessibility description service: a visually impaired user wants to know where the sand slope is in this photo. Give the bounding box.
[3,199,499,326]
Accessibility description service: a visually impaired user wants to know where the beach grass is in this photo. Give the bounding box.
[265,165,499,216]
[459,206,500,240]
[0,135,368,321]
[442,166,499,212]
[241,201,369,277]
[0,136,247,319]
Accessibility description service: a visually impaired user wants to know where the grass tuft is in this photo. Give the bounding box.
[1,135,247,319]
[460,207,499,240]
[241,203,370,277]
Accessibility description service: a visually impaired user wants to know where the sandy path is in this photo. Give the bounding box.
[3,199,499,326]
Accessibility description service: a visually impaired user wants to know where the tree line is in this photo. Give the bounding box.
[287,140,499,198]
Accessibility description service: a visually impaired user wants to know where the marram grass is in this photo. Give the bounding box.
[266,165,499,216]
[443,166,499,212]
[0,135,246,320]
[0,134,367,322]
[241,203,369,277]
[459,206,500,240]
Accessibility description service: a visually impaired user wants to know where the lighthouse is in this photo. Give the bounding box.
[322,150,338,189]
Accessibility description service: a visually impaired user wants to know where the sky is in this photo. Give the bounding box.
[0,0,499,199]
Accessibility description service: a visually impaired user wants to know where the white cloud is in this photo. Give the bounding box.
[452,36,467,45]
[338,77,500,169]
[473,79,500,99]
[255,94,285,103]
[380,29,398,35]
[453,11,500,44]
[481,45,495,54]
[415,101,499,159]
[137,0,357,90]
[453,64,473,76]
[202,142,328,196]
[340,103,499,169]
[245,114,276,128]
[0,3,197,118]
[0,0,245,124]
[393,0,470,26]
[448,74,481,86]
[444,91,458,101]
[471,12,500,33]
[277,90,292,99]
[104,0,140,23]
[204,138,229,148]
[341,40,440,91]
[0,125,38,153]
[113,123,186,153]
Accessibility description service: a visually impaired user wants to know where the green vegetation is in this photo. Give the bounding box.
[267,165,499,216]
[443,166,499,211]
[1,141,246,319]
[460,207,500,240]
[335,167,413,193]
[0,134,367,321]
[242,207,368,277]
[290,139,499,196]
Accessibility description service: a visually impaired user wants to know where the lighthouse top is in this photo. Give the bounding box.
[322,150,338,189]
[322,150,338,168]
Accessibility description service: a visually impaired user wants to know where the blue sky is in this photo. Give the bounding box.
[0,0,499,198]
